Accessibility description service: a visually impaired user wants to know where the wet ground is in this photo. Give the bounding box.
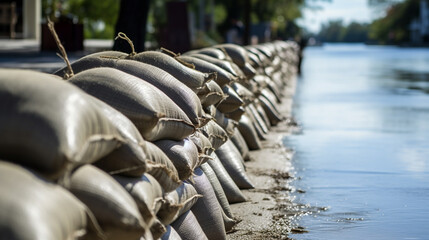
[286,44,429,239]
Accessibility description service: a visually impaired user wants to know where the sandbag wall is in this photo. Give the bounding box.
[0,40,299,240]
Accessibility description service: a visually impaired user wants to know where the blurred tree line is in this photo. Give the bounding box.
[314,0,421,44]
[368,0,421,44]
[41,0,318,45]
[317,20,369,42]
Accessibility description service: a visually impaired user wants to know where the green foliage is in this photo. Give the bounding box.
[317,20,369,42]
[42,0,119,39]
[368,0,420,44]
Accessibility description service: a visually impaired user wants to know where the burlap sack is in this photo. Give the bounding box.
[68,165,148,240]
[0,69,123,180]
[0,161,104,240]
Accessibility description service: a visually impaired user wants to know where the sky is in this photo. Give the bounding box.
[298,0,380,33]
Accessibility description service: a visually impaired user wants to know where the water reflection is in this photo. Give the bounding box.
[286,44,429,240]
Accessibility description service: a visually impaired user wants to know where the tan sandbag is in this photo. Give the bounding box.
[161,225,182,240]
[171,210,208,240]
[114,174,164,226]
[90,97,148,177]
[244,106,267,140]
[230,128,250,161]
[241,62,257,80]
[198,80,226,107]
[177,55,236,87]
[131,51,216,93]
[190,167,226,240]
[68,165,149,240]
[200,163,234,219]
[258,95,283,126]
[247,104,269,135]
[69,68,195,141]
[150,218,167,240]
[214,43,249,68]
[213,108,238,137]
[246,49,263,69]
[200,120,229,150]
[55,53,204,127]
[144,142,181,193]
[231,82,255,105]
[189,131,214,157]
[189,53,245,80]
[238,113,262,150]
[0,161,104,240]
[215,140,254,189]
[255,99,272,129]
[154,138,199,180]
[207,153,246,204]
[224,106,245,122]
[217,85,244,113]
[221,210,237,233]
[190,47,231,60]
[246,46,270,67]
[158,182,202,226]
[0,69,123,180]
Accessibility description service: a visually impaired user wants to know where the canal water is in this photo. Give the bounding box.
[285,44,429,240]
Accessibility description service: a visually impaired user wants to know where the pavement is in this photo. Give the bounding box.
[0,39,113,73]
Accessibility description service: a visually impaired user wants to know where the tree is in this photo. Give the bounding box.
[113,0,151,52]
[368,0,420,44]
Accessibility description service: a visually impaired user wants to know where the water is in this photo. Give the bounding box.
[285,44,429,240]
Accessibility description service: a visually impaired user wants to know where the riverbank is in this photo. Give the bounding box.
[228,74,304,239]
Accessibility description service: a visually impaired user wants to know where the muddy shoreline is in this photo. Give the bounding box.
[227,76,305,239]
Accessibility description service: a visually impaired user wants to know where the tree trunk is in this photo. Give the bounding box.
[113,0,151,53]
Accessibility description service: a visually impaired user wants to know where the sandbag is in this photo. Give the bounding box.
[198,80,226,107]
[221,210,237,233]
[207,153,246,204]
[214,44,249,68]
[171,211,208,240]
[189,131,214,157]
[247,103,269,134]
[190,47,231,60]
[68,165,149,240]
[231,82,255,106]
[190,167,226,240]
[189,53,245,80]
[215,140,254,189]
[0,69,123,180]
[90,97,148,177]
[150,218,167,240]
[177,55,236,87]
[131,51,216,93]
[258,95,283,126]
[154,138,199,180]
[216,85,244,113]
[213,108,237,137]
[241,62,257,80]
[230,128,250,161]
[224,106,245,122]
[161,225,182,240]
[158,182,202,226]
[55,54,204,127]
[144,142,181,193]
[114,174,164,226]
[200,120,229,150]
[255,99,272,129]
[69,68,195,141]
[245,106,267,140]
[0,161,104,240]
[200,163,234,219]
[238,113,262,150]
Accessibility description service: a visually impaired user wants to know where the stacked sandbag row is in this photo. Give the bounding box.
[0,40,299,240]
